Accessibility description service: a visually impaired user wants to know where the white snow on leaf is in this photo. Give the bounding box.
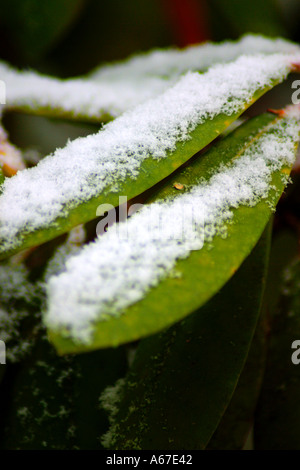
[44,112,300,343]
[0,53,297,254]
[0,34,299,119]
[90,34,299,81]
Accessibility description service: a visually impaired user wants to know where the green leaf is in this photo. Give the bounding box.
[0,262,42,362]
[0,78,285,260]
[206,231,298,449]
[206,304,268,450]
[49,111,299,354]
[99,226,270,450]
[0,258,128,449]
[0,365,5,384]
[0,330,127,450]
[254,258,300,450]
[263,229,299,317]
[3,34,298,122]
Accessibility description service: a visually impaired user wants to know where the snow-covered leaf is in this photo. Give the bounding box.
[1,34,298,121]
[99,228,270,450]
[0,53,297,259]
[46,108,300,353]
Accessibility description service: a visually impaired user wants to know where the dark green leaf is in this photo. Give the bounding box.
[99,226,270,450]
[207,305,268,450]
[50,112,298,354]
[254,258,300,450]
[0,83,279,261]
[0,331,127,450]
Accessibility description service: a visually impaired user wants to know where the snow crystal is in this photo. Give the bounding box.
[1,35,298,119]
[0,53,296,254]
[45,113,300,342]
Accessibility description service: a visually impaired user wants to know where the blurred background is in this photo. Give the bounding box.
[1,0,300,75]
[0,0,300,77]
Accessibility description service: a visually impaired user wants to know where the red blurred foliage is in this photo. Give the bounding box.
[162,0,210,46]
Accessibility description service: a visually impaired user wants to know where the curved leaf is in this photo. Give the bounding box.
[1,52,294,259]
[0,330,127,450]
[47,110,300,354]
[99,227,270,450]
[0,262,42,363]
[254,258,300,450]
[1,34,298,121]
[207,305,268,450]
